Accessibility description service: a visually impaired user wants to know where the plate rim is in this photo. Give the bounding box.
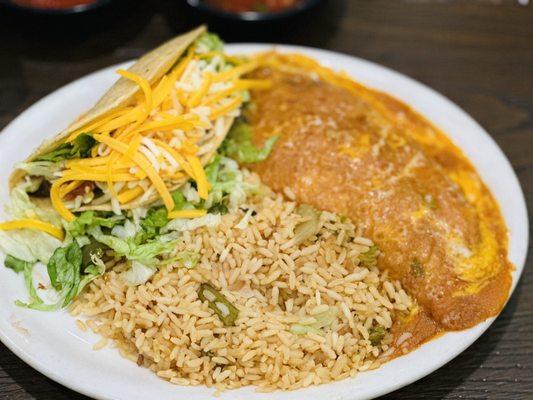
[0,43,528,400]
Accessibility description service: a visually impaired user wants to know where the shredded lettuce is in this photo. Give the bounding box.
[163,214,221,233]
[203,155,256,212]
[220,121,278,163]
[6,241,103,310]
[171,190,189,210]
[7,181,61,225]
[88,226,178,267]
[3,255,52,310]
[123,252,199,286]
[0,182,63,263]
[68,211,124,237]
[291,307,338,336]
[111,219,137,239]
[4,255,32,273]
[162,155,257,221]
[194,32,224,53]
[15,161,62,180]
[293,204,320,245]
[35,133,95,163]
[123,261,155,285]
[133,207,169,243]
[174,251,199,269]
[47,241,84,307]
[16,261,56,311]
[0,229,61,264]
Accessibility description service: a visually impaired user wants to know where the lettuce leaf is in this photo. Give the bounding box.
[203,155,257,212]
[123,261,155,285]
[11,241,104,310]
[47,241,83,307]
[88,226,178,267]
[194,32,224,53]
[0,181,64,263]
[7,181,62,225]
[123,251,199,286]
[220,122,278,163]
[136,207,169,242]
[0,230,62,264]
[163,214,221,233]
[174,251,199,269]
[68,211,124,237]
[15,161,62,180]
[35,133,95,163]
[15,260,56,311]
[4,255,32,273]
[291,307,338,336]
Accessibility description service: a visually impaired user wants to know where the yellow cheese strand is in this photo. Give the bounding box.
[51,179,76,222]
[95,106,145,134]
[152,139,195,179]
[59,180,81,198]
[106,151,121,199]
[210,96,242,121]
[0,219,64,241]
[200,79,271,107]
[67,107,134,142]
[213,61,259,82]
[117,186,144,204]
[185,154,210,199]
[117,69,153,115]
[136,115,205,134]
[62,171,140,182]
[168,209,207,219]
[187,72,213,108]
[93,134,174,211]
[235,79,272,90]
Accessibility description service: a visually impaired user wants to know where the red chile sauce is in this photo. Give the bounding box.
[204,0,303,13]
[11,0,97,9]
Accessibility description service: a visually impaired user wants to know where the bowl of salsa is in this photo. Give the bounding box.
[3,0,110,14]
[186,0,321,21]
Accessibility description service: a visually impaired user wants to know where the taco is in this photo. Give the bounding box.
[6,26,271,219]
[0,27,272,309]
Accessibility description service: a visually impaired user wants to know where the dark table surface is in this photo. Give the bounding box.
[0,0,532,399]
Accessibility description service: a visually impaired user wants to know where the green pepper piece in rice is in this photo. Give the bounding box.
[198,283,239,326]
[368,326,386,346]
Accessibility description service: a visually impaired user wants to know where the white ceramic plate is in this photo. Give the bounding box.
[0,44,528,400]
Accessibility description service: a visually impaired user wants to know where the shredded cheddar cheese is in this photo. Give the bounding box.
[31,47,270,221]
[117,70,153,115]
[51,179,76,222]
[0,219,64,240]
[168,209,207,219]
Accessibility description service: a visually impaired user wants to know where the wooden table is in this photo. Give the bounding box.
[0,0,531,398]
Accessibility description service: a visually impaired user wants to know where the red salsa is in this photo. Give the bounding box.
[204,0,304,13]
[11,0,97,9]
